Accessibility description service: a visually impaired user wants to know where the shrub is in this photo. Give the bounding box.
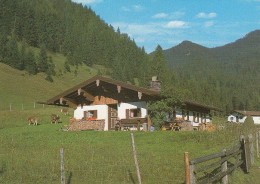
[241,116,256,135]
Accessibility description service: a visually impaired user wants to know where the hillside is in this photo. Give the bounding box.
[0,48,103,110]
[0,0,153,87]
[155,30,260,112]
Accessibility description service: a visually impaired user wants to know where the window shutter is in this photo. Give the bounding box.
[93,110,97,118]
[84,111,88,118]
[137,108,141,117]
[126,109,129,119]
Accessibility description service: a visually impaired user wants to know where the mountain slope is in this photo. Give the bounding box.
[0,48,101,110]
[157,30,260,111]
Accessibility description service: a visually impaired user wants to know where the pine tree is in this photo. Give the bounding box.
[19,43,26,70]
[0,33,8,59]
[5,37,20,69]
[37,45,48,72]
[25,50,37,75]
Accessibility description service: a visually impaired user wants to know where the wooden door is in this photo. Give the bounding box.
[108,104,118,130]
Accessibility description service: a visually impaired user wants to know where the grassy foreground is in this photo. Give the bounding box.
[0,107,259,184]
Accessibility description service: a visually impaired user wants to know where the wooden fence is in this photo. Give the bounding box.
[185,131,260,184]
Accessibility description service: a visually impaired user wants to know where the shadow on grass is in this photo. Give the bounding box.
[197,161,238,184]
[67,172,72,184]
[128,170,136,184]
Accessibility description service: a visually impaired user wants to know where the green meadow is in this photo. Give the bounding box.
[0,107,259,184]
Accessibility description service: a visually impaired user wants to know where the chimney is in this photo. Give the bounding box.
[150,76,161,92]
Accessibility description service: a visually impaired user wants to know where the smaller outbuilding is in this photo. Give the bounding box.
[227,110,260,124]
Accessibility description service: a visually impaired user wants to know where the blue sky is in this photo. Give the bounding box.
[72,0,260,53]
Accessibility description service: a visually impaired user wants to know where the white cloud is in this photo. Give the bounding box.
[134,37,145,43]
[168,11,185,19]
[121,5,144,12]
[165,21,188,28]
[72,0,103,4]
[152,11,185,19]
[112,21,189,53]
[133,5,144,11]
[197,12,217,18]
[204,21,214,27]
[152,13,168,19]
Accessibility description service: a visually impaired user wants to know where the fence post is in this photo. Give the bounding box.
[256,132,259,158]
[60,148,65,184]
[248,134,254,165]
[34,101,36,109]
[22,104,24,110]
[189,163,196,184]
[239,135,247,172]
[9,103,11,111]
[131,133,142,184]
[221,149,228,184]
[184,152,196,184]
[184,152,190,184]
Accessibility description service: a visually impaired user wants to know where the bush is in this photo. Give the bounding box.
[241,116,256,135]
[45,75,53,82]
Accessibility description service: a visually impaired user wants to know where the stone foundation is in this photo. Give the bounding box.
[68,119,105,131]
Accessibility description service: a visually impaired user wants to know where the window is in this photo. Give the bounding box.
[230,117,234,121]
[84,110,97,119]
[126,108,141,118]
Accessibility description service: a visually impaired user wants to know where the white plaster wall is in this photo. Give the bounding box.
[239,116,247,123]
[206,115,211,123]
[117,101,147,119]
[227,113,260,124]
[253,116,260,124]
[74,105,109,130]
[227,113,246,123]
[189,111,193,122]
[227,115,236,122]
[176,109,182,119]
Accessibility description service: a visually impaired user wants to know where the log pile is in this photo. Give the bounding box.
[66,117,105,131]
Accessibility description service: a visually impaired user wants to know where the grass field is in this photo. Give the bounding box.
[0,50,110,111]
[0,107,259,184]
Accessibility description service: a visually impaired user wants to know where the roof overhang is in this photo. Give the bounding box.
[44,75,161,108]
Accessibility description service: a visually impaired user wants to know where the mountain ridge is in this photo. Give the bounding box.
[154,30,260,111]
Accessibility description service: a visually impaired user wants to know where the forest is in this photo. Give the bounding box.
[0,0,259,114]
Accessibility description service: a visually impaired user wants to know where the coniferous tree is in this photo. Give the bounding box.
[25,50,37,75]
[0,33,8,59]
[37,45,48,72]
[5,37,20,69]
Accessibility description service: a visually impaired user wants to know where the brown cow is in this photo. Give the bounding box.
[28,116,38,126]
[50,114,60,124]
[61,108,69,116]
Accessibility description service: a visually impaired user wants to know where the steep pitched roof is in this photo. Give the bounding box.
[234,110,260,116]
[184,100,222,112]
[45,75,161,105]
[41,75,222,112]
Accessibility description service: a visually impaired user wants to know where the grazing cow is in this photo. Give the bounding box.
[50,114,60,124]
[61,108,69,116]
[28,116,38,126]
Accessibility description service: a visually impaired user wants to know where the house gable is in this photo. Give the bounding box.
[44,75,161,108]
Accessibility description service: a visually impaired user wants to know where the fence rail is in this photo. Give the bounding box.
[0,102,47,111]
[185,130,260,184]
